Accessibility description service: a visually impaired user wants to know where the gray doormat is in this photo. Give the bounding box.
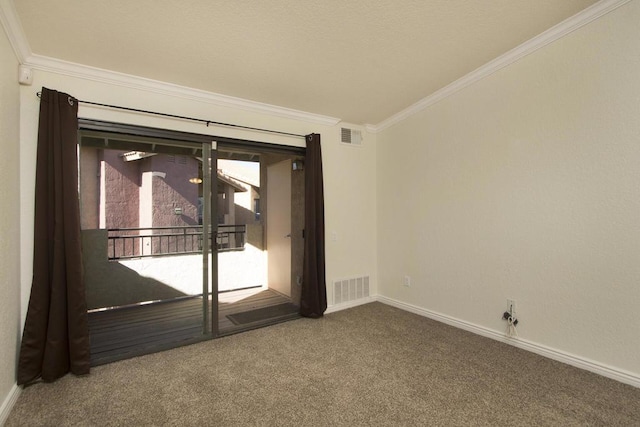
[227,303,299,325]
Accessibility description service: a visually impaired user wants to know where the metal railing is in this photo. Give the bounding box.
[216,225,246,252]
[107,225,246,260]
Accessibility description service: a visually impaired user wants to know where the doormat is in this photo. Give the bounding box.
[227,303,299,326]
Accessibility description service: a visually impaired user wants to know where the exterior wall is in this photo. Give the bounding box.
[81,151,201,230]
[377,1,640,378]
[0,25,21,423]
[102,150,140,229]
[217,159,261,226]
[82,229,185,309]
[81,150,201,257]
[233,185,259,225]
[149,155,199,227]
[216,183,258,226]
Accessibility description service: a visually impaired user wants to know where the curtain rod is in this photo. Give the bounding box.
[36,92,307,139]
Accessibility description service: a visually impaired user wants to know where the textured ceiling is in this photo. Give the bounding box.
[14,0,598,125]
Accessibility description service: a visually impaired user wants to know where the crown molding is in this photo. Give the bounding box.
[371,0,632,133]
[364,124,378,134]
[0,1,340,127]
[23,54,341,126]
[0,0,30,62]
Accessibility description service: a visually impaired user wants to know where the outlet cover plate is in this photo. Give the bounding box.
[507,299,516,315]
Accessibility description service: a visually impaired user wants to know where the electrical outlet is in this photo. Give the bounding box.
[507,299,516,315]
[403,276,411,287]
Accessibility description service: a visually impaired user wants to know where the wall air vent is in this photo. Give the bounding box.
[333,275,370,305]
[341,127,362,146]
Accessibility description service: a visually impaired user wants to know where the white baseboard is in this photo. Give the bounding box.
[0,383,20,426]
[376,295,640,389]
[325,296,376,314]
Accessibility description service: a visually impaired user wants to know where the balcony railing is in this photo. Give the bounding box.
[107,225,246,260]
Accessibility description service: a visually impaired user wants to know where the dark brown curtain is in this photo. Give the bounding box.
[300,133,327,317]
[17,87,90,385]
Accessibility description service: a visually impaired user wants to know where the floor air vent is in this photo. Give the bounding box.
[333,275,370,305]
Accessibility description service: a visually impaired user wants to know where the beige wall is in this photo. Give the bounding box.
[0,25,20,418]
[323,127,377,303]
[18,69,378,324]
[377,1,640,377]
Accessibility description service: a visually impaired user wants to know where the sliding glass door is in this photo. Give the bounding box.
[215,146,304,335]
[78,127,217,364]
[76,119,309,362]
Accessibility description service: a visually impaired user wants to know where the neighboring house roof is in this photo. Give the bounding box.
[121,151,157,161]
[217,159,260,188]
[117,150,249,193]
[217,170,247,193]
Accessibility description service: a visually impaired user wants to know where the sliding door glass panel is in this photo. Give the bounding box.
[216,149,302,335]
[79,131,214,364]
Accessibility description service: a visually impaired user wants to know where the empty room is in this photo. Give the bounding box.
[1,0,639,425]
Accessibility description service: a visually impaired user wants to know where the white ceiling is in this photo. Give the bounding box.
[11,0,598,125]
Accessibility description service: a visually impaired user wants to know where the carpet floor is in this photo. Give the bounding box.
[6,302,640,426]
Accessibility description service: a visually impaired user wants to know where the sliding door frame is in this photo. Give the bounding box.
[79,119,220,341]
[78,119,305,157]
[78,118,305,339]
